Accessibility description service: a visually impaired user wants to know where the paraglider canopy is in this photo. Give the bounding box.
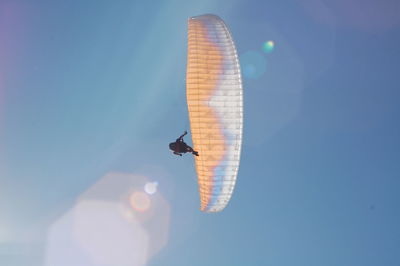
[186,14,243,212]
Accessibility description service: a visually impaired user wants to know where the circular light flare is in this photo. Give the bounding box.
[130,191,151,212]
[240,50,267,79]
[46,172,171,264]
[263,40,275,53]
[144,182,158,195]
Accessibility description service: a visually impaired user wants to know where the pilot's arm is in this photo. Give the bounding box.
[177,131,188,142]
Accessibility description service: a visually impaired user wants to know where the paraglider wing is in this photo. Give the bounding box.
[186,14,243,212]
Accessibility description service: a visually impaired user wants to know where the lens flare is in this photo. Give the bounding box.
[130,191,151,212]
[263,40,275,53]
[240,50,267,79]
[45,172,171,266]
[144,182,158,195]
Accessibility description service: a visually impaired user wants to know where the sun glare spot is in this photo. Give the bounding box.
[144,182,158,195]
[130,191,151,212]
[263,40,275,53]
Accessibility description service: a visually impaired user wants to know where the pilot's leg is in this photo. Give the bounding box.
[186,146,194,152]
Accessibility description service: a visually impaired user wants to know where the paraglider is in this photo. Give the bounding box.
[186,14,243,212]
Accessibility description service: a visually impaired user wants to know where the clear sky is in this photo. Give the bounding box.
[1,0,400,265]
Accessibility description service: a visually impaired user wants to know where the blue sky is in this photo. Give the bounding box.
[1,0,400,265]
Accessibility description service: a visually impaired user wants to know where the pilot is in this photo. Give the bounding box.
[169,131,199,156]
